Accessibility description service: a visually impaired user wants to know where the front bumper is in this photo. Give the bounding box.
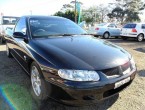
[45,68,136,106]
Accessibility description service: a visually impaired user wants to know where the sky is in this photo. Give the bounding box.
[0,0,113,16]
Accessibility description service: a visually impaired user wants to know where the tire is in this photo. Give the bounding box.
[6,44,13,58]
[30,62,50,101]
[137,34,144,42]
[122,36,128,40]
[103,32,110,39]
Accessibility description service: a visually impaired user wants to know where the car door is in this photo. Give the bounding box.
[11,17,30,71]
[107,24,118,36]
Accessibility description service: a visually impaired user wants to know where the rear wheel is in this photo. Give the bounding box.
[137,34,144,42]
[30,62,50,101]
[103,32,110,39]
[122,36,128,40]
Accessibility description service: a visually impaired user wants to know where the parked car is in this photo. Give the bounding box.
[6,16,137,106]
[95,23,121,38]
[0,16,19,44]
[121,23,145,42]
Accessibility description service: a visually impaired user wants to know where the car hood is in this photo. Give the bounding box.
[31,35,131,70]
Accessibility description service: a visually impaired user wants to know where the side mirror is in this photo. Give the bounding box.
[23,37,29,43]
[13,32,25,38]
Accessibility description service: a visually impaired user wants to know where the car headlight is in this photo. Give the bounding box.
[58,69,100,82]
[130,57,136,69]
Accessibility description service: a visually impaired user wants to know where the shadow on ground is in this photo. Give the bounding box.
[107,38,145,43]
[138,70,145,77]
[134,48,145,53]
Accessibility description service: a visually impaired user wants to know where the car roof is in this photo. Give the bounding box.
[22,15,68,20]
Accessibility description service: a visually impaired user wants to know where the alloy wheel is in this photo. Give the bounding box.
[137,34,144,42]
[104,33,110,39]
[31,66,41,96]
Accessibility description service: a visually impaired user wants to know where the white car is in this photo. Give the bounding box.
[0,16,19,44]
[95,23,121,38]
[121,23,145,42]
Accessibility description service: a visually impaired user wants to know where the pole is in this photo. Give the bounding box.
[75,0,77,23]
[30,10,32,15]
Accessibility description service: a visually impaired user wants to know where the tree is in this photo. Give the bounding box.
[54,10,77,22]
[54,1,82,22]
[81,5,110,24]
[81,6,97,24]
[107,0,144,24]
[96,4,110,23]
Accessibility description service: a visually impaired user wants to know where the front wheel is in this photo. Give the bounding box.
[30,62,50,101]
[137,34,144,42]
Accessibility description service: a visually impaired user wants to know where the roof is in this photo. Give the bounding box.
[22,15,67,20]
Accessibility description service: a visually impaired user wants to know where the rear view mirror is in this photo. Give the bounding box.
[13,32,25,38]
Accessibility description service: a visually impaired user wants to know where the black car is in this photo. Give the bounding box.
[5,16,137,106]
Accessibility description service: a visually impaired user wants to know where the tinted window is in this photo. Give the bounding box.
[142,24,145,29]
[123,24,136,28]
[29,18,86,37]
[14,17,26,35]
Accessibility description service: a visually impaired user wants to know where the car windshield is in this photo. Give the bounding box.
[29,17,87,38]
[2,16,19,25]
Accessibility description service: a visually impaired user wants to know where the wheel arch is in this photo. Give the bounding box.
[104,31,110,35]
[138,33,145,38]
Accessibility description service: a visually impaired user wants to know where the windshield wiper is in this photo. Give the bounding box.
[46,34,75,37]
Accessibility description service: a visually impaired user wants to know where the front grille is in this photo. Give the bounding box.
[102,61,131,77]
[102,67,120,76]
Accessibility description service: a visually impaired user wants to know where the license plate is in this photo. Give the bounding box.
[114,77,130,89]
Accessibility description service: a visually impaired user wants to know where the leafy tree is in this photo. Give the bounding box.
[82,6,97,24]
[54,1,82,22]
[96,4,110,23]
[81,5,110,24]
[54,10,78,22]
[107,0,144,24]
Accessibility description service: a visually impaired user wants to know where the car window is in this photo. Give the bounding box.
[108,24,116,28]
[97,23,108,26]
[14,17,26,35]
[141,24,145,29]
[29,18,86,37]
[123,24,136,28]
